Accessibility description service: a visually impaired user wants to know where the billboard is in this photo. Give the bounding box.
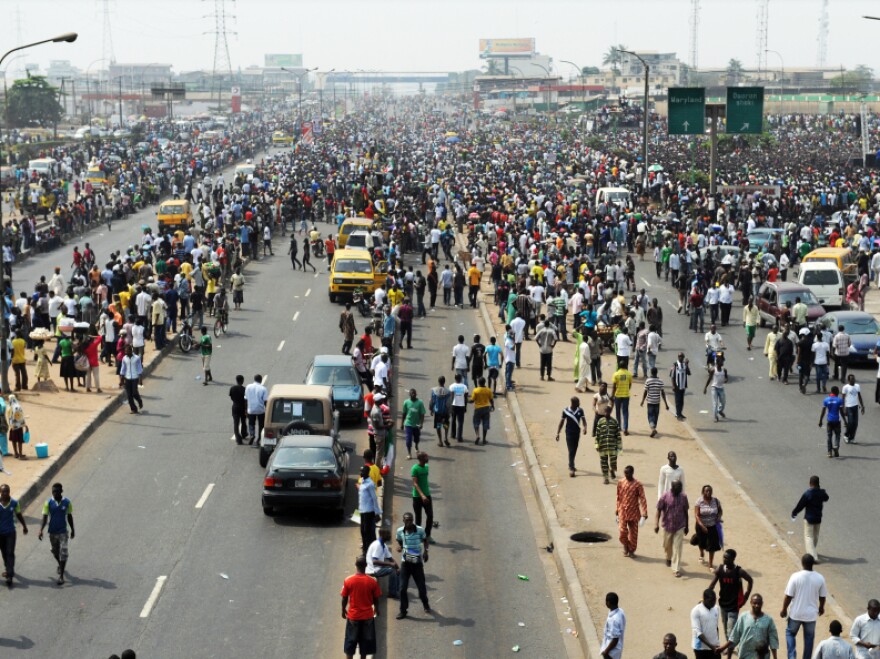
[479,38,535,58]
[264,54,303,68]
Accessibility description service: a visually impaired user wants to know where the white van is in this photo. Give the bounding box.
[797,261,845,308]
[27,158,56,178]
[595,187,632,211]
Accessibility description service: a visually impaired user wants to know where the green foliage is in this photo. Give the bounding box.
[581,66,601,75]
[7,75,64,128]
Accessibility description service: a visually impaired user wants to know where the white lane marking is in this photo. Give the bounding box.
[277,340,285,352]
[640,278,652,288]
[139,576,168,618]
[262,374,268,385]
[666,300,678,310]
[314,272,319,278]
[195,483,215,509]
[293,311,300,322]
[305,288,311,297]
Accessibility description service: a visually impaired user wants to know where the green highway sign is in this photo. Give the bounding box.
[668,87,705,135]
[726,87,764,134]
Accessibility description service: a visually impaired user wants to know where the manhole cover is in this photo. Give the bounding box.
[570,532,610,543]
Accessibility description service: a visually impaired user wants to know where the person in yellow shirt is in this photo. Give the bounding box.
[611,364,633,436]
[387,284,404,308]
[531,264,544,284]
[179,260,193,281]
[11,332,28,391]
[469,377,494,445]
[467,264,481,307]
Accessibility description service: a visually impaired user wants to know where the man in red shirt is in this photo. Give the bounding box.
[324,234,336,268]
[340,555,381,659]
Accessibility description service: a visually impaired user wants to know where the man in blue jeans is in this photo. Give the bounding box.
[817,386,846,458]
[366,528,400,598]
[780,554,827,659]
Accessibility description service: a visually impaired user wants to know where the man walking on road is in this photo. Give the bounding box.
[669,353,691,420]
[469,377,494,445]
[556,396,588,477]
[0,483,28,588]
[38,483,74,585]
[410,453,433,544]
[704,354,729,422]
[401,389,426,460]
[245,374,269,445]
[601,592,626,659]
[448,373,468,443]
[339,303,357,355]
[611,360,633,435]
[709,549,754,639]
[640,367,670,438]
[120,345,144,414]
[655,480,689,578]
[818,386,846,458]
[831,325,852,382]
[850,599,880,657]
[395,512,430,620]
[429,376,451,447]
[535,315,558,381]
[780,554,827,659]
[340,555,381,659]
[615,465,647,557]
[595,407,622,485]
[718,594,779,659]
[791,476,829,563]
[691,589,722,658]
[199,326,213,384]
[841,374,865,444]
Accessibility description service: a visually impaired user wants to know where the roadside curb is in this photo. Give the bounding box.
[476,299,599,659]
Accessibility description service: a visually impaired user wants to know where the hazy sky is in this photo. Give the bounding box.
[4,0,878,78]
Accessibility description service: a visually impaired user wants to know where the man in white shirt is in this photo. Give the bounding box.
[510,314,527,368]
[717,283,735,326]
[691,589,721,656]
[601,592,626,659]
[658,451,686,500]
[812,337,831,394]
[841,374,865,444]
[373,353,390,392]
[451,335,471,388]
[646,326,662,372]
[448,373,469,442]
[366,528,400,599]
[244,374,269,444]
[850,599,880,659]
[780,554,828,659]
[614,329,632,368]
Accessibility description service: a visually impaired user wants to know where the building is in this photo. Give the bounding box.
[107,63,173,89]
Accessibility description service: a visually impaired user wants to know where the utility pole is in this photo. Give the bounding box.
[118,77,123,127]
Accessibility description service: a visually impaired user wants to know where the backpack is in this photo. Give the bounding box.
[431,387,449,415]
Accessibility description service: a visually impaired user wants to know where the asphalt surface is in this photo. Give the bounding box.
[631,258,879,615]
[0,210,572,657]
[383,258,571,659]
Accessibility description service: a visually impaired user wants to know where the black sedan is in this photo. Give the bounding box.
[262,435,350,517]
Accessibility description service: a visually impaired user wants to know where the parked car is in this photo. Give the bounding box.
[756,282,825,327]
[797,262,846,308]
[746,227,784,254]
[305,355,364,423]
[261,434,350,517]
[815,311,880,363]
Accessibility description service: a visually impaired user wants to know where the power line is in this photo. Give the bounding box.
[205,0,236,79]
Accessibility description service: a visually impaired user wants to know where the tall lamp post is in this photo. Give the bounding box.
[282,66,316,127]
[85,57,110,127]
[0,32,77,394]
[765,49,784,86]
[560,59,586,113]
[531,62,553,114]
[616,49,650,190]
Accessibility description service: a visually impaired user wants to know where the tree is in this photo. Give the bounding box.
[830,66,874,90]
[581,66,601,75]
[726,59,744,85]
[602,45,629,73]
[6,75,64,128]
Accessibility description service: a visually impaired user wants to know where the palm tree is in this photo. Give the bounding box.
[602,44,629,73]
[726,58,744,85]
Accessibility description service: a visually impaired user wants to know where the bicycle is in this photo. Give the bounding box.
[213,308,228,337]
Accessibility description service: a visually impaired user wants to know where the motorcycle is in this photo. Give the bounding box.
[178,316,195,353]
[706,347,725,372]
[352,288,372,318]
[311,239,325,258]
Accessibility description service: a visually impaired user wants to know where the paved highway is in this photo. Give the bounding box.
[0,220,575,657]
[631,259,879,615]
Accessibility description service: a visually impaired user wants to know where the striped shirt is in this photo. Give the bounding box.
[832,331,851,357]
[643,377,664,405]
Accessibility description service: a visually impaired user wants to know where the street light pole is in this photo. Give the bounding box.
[0,32,77,394]
[617,49,650,191]
[765,49,784,86]
[86,57,110,127]
[560,60,586,113]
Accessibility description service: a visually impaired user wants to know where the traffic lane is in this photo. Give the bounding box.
[384,299,570,657]
[11,149,269,287]
[0,252,342,656]
[633,260,880,613]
